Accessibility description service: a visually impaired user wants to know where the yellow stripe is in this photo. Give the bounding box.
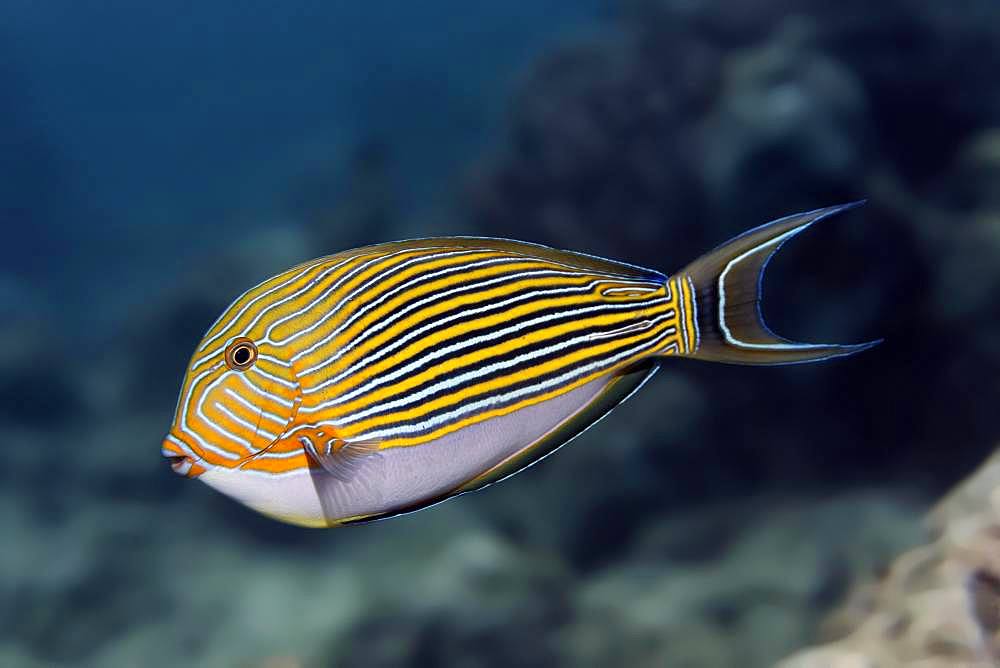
[295,259,568,380]
[171,238,683,472]
[676,276,690,354]
[310,281,663,403]
[683,276,698,353]
[338,315,675,439]
[268,249,506,344]
[342,319,677,447]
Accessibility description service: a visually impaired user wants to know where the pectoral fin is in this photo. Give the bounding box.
[299,432,382,482]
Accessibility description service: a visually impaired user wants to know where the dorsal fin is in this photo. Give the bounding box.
[312,236,665,283]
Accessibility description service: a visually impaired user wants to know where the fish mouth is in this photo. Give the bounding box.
[161,439,204,478]
[163,452,194,476]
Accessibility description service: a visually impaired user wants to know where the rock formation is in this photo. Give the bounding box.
[779,448,1000,667]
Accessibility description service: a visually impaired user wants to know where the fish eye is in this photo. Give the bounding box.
[224,338,258,371]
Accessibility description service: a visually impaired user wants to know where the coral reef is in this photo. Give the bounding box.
[778,446,1000,667]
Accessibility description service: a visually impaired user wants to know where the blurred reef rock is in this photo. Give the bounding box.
[465,0,1000,497]
[779,445,1000,667]
[324,493,921,668]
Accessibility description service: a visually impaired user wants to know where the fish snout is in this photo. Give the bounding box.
[161,438,206,478]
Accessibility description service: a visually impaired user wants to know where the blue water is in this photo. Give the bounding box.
[2,1,602,327]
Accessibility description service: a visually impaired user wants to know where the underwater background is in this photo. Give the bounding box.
[3,1,999,666]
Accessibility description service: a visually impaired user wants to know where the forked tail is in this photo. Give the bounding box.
[669,202,880,365]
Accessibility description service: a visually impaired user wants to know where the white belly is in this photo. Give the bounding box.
[200,373,612,526]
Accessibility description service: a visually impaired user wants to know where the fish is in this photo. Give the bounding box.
[162,202,879,527]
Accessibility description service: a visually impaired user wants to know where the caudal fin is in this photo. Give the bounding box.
[673,202,880,365]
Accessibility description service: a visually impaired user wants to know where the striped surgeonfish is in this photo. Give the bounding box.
[162,203,878,527]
